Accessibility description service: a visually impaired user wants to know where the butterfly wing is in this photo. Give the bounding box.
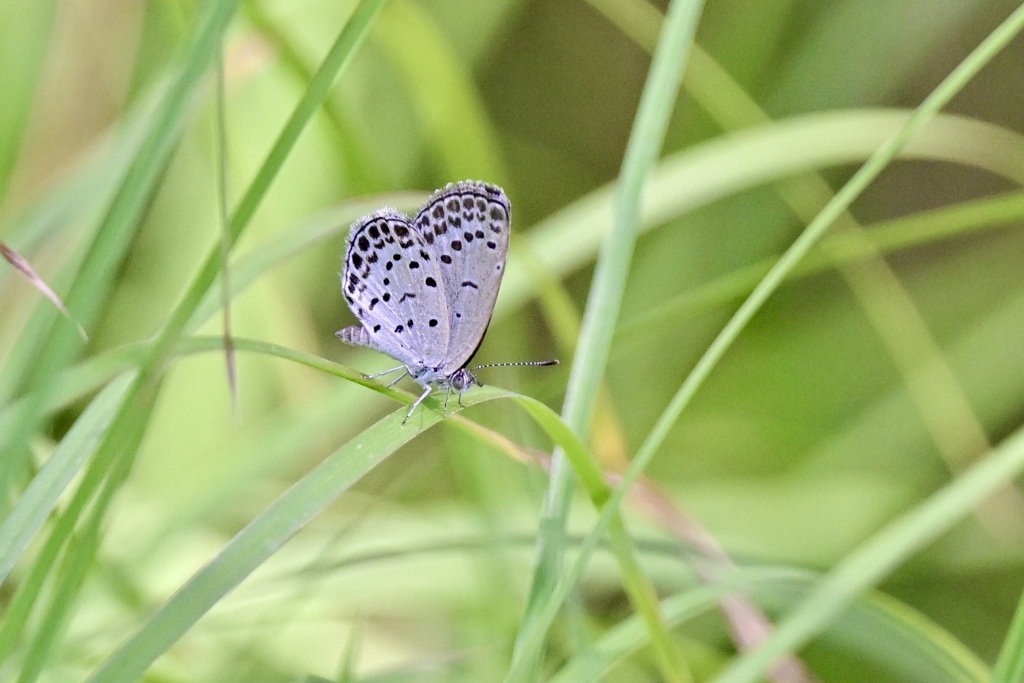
[340,209,450,370]
[412,181,511,374]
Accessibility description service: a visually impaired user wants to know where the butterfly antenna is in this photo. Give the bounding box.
[470,359,559,371]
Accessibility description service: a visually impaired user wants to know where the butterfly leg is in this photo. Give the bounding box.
[403,384,434,425]
[442,384,454,417]
[385,371,410,388]
[365,365,406,381]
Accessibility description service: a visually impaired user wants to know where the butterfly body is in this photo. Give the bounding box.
[338,180,512,421]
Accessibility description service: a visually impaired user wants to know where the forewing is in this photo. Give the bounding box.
[412,181,511,372]
[341,210,450,368]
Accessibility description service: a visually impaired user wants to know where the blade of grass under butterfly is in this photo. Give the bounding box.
[86,376,587,682]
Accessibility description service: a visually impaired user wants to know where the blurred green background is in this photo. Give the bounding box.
[2,0,1024,681]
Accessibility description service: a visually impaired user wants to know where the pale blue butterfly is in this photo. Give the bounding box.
[338,180,556,423]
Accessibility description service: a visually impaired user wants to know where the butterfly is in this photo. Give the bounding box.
[338,180,556,423]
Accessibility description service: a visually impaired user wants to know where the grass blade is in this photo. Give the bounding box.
[85,361,588,682]
[712,418,1024,683]
[517,1,706,680]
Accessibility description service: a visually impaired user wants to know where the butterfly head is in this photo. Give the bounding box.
[448,367,479,393]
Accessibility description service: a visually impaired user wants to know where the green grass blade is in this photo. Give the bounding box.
[520,2,1024,679]
[0,0,240,472]
[374,0,507,183]
[619,189,1024,337]
[0,1,57,204]
[89,419,410,680]
[125,0,389,386]
[0,2,242,668]
[15,5,390,670]
[16,456,133,683]
[226,0,388,249]
[85,370,587,682]
[554,8,1024,666]
[213,41,234,413]
[5,116,1021,494]
[498,109,1024,319]
[993,585,1024,682]
[0,374,133,586]
[712,418,1024,683]
[243,2,385,194]
[552,569,989,683]
[517,1,705,680]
